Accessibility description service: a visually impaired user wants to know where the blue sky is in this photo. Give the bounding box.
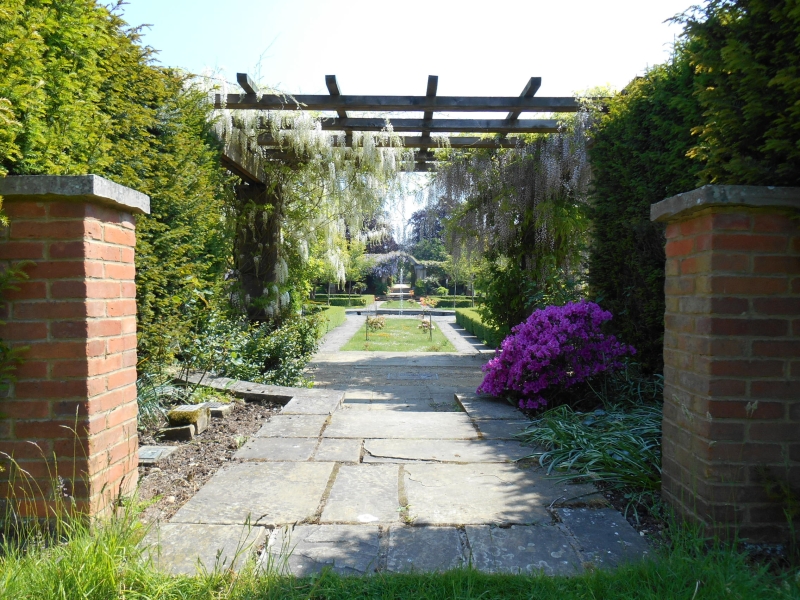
[121,0,695,238]
[123,0,694,97]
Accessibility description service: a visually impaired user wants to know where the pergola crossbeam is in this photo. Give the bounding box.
[317,117,558,133]
[216,94,580,113]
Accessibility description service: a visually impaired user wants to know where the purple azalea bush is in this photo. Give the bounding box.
[478,300,635,410]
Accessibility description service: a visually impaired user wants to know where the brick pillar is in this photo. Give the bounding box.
[651,185,799,543]
[0,175,149,518]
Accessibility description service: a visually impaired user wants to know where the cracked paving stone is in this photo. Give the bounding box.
[263,525,380,576]
[363,439,531,463]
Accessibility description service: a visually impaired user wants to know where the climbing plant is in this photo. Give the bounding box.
[211,107,414,320]
[428,114,593,333]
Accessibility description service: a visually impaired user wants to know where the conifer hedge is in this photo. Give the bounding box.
[588,1,800,373]
[0,0,233,367]
[587,53,703,373]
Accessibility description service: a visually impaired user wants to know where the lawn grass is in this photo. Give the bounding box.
[341,318,456,352]
[1,512,798,600]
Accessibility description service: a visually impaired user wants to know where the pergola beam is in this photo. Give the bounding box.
[318,117,558,133]
[418,75,438,165]
[236,73,259,95]
[215,93,580,112]
[500,77,542,140]
[257,134,523,149]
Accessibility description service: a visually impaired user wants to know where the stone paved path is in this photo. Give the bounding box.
[147,315,650,575]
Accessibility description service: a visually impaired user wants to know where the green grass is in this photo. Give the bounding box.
[341,318,456,352]
[1,512,798,599]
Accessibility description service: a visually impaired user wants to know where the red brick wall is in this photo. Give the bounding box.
[0,199,138,517]
[661,207,799,542]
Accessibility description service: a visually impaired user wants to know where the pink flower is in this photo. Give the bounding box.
[477,300,635,410]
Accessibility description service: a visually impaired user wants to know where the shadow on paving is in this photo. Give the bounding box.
[144,319,651,576]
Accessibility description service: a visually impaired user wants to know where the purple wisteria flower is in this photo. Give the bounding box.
[478,300,635,410]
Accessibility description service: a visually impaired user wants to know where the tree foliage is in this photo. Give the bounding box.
[679,0,800,186]
[0,0,233,366]
[587,53,704,373]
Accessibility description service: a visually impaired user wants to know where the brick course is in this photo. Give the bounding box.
[657,197,799,543]
[0,198,139,518]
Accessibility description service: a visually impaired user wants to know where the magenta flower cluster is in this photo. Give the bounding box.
[478,300,635,410]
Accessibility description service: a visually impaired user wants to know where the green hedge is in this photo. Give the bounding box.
[423,296,483,309]
[316,306,346,336]
[588,52,703,374]
[455,308,503,348]
[314,294,375,307]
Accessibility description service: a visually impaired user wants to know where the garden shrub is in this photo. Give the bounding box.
[478,301,634,410]
[588,51,703,374]
[455,308,502,348]
[179,313,321,387]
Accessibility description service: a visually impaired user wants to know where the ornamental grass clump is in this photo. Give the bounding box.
[478,301,634,410]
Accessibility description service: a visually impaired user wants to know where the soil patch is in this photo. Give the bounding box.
[137,399,280,523]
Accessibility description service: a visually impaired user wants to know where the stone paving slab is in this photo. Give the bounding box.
[555,507,651,568]
[465,525,582,575]
[255,414,329,438]
[323,411,478,439]
[144,523,266,575]
[321,464,400,524]
[313,438,362,462]
[343,397,459,413]
[474,419,530,440]
[184,372,334,404]
[264,525,381,576]
[456,394,523,420]
[138,445,178,466]
[386,525,465,572]
[403,463,591,525]
[310,352,489,367]
[234,437,318,461]
[363,439,531,463]
[171,462,334,526]
[282,392,343,415]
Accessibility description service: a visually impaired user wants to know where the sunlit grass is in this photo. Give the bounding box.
[341,318,456,352]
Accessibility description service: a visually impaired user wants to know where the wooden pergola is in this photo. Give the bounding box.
[217,74,582,176]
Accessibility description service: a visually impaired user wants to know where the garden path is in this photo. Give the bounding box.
[147,315,650,576]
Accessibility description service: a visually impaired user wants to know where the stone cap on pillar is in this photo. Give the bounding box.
[651,184,800,223]
[0,174,150,215]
